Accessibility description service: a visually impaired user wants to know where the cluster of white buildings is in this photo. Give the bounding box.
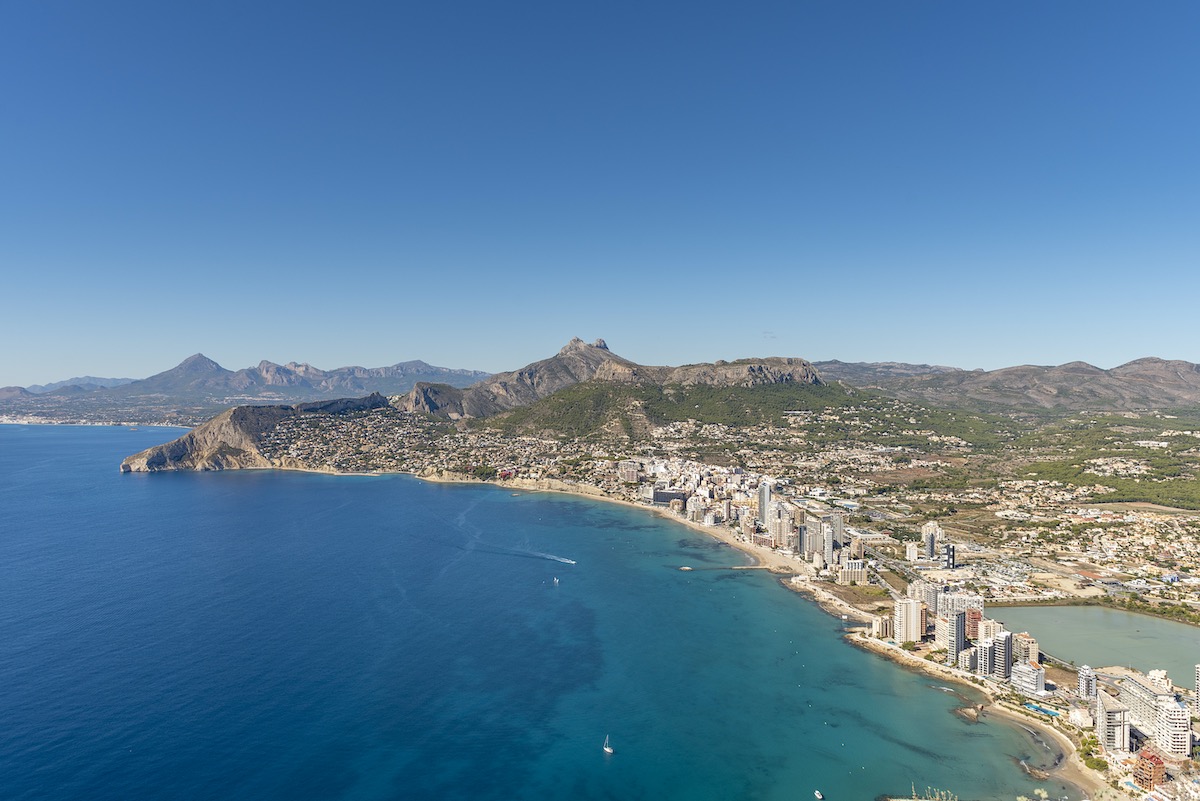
[1085,665,1195,760]
[887,583,1047,695]
[619,457,1200,768]
[624,463,876,585]
[886,584,1197,769]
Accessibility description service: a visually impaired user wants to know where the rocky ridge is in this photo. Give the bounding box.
[393,338,823,419]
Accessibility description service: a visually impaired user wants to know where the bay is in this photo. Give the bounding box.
[0,425,1081,800]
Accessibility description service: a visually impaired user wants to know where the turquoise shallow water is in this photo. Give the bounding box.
[993,605,1200,685]
[0,425,1081,800]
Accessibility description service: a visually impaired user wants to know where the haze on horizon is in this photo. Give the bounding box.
[1,1,1197,387]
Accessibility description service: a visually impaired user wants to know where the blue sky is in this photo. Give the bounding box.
[2,1,1197,386]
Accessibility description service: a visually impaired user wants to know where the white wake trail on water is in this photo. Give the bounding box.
[440,500,577,566]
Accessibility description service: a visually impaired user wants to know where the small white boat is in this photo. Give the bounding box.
[602,734,614,755]
[553,577,559,586]
[814,792,824,800]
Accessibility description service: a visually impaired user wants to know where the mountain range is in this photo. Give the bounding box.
[4,354,489,401]
[8,343,1200,426]
[25,376,137,394]
[120,340,828,470]
[398,338,823,419]
[118,339,1200,471]
[816,357,1200,412]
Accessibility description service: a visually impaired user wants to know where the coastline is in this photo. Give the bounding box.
[849,634,1107,800]
[421,471,811,573]
[423,470,1105,800]
[139,461,1108,799]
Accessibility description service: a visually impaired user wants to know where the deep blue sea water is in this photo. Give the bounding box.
[0,425,1082,801]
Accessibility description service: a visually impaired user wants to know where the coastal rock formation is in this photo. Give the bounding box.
[120,394,390,472]
[395,338,824,419]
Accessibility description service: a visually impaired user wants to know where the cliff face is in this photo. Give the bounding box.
[661,357,822,387]
[120,394,389,472]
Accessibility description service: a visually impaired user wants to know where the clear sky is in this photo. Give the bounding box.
[2,1,1197,386]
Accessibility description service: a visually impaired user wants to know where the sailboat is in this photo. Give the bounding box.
[602,734,614,755]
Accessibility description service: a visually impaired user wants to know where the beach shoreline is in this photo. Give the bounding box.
[467,473,1110,800]
[190,463,1110,799]
[421,470,1107,800]
[848,634,1107,800]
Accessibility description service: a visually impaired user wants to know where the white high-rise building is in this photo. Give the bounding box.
[894,598,924,644]
[826,513,845,545]
[976,638,996,677]
[941,592,984,619]
[765,501,795,549]
[921,521,941,559]
[757,480,772,526]
[913,582,945,618]
[1011,662,1047,696]
[1078,665,1097,699]
[957,646,978,672]
[822,522,836,565]
[1160,701,1192,758]
[994,631,1013,679]
[1095,690,1131,753]
[1194,664,1200,718]
[1012,632,1039,665]
[1120,672,1193,758]
[977,617,1005,641]
[934,612,966,666]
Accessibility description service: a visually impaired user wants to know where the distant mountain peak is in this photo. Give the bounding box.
[559,337,588,354]
[557,337,612,355]
[177,354,224,372]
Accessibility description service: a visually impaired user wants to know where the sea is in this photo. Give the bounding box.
[0,425,1081,801]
